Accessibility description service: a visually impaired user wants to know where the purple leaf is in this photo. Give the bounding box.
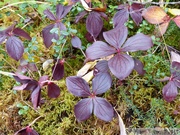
[14,126,39,135]
[86,41,116,60]
[122,33,153,52]
[6,36,24,61]
[173,15,180,28]
[31,85,41,109]
[156,76,170,82]
[171,51,180,63]
[27,63,38,72]
[103,26,128,49]
[171,61,180,80]
[47,82,60,98]
[66,76,91,97]
[162,81,178,102]
[113,8,129,27]
[99,12,108,21]
[71,36,82,49]
[42,24,59,48]
[13,28,31,40]
[0,31,7,44]
[108,53,134,80]
[94,60,109,75]
[129,3,143,26]
[22,80,39,91]
[56,4,72,20]
[44,9,56,20]
[86,12,103,38]
[13,83,29,91]
[74,98,93,121]
[56,22,66,31]
[52,59,64,81]
[92,73,112,95]
[93,97,114,121]
[39,75,49,87]
[133,58,146,76]
[13,73,32,84]
[75,11,87,23]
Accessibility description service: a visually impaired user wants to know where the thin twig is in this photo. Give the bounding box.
[0,1,50,11]
[127,0,180,5]
[29,115,42,127]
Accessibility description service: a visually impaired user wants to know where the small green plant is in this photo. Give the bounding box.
[16,103,29,115]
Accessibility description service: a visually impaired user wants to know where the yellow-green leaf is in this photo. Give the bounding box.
[168,8,180,16]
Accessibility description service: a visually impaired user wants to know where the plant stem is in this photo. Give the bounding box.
[29,115,42,127]
[51,40,67,80]
[0,1,50,11]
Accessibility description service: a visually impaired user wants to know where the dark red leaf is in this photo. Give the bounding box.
[56,4,72,20]
[85,32,94,43]
[6,36,24,61]
[71,36,82,49]
[92,73,112,95]
[13,28,31,40]
[44,9,56,20]
[75,11,87,23]
[86,12,103,38]
[122,33,153,52]
[133,58,146,76]
[14,126,39,135]
[74,98,93,121]
[93,97,114,121]
[162,81,178,102]
[47,82,60,98]
[130,3,143,26]
[103,26,128,49]
[86,41,116,60]
[42,24,59,48]
[31,85,41,109]
[66,76,91,97]
[108,53,134,80]
[173,15,180,28]
[52,59,64,81]
[113,8,129,27]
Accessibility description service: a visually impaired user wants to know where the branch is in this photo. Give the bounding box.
[127,0,180,5]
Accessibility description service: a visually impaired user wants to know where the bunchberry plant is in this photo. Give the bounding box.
[161,52,180,102]
[42,4,72,48]
[17,59,38,74]
[113,3,143,27]
[13,73,60,109]
[86,25,153,80]
[142,6,180,36]
[75,0,108,41]
[0,23,31,60]
[66,72,114,121]
[14,126,38,135]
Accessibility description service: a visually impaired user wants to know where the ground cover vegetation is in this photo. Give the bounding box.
[0,0,180,134]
